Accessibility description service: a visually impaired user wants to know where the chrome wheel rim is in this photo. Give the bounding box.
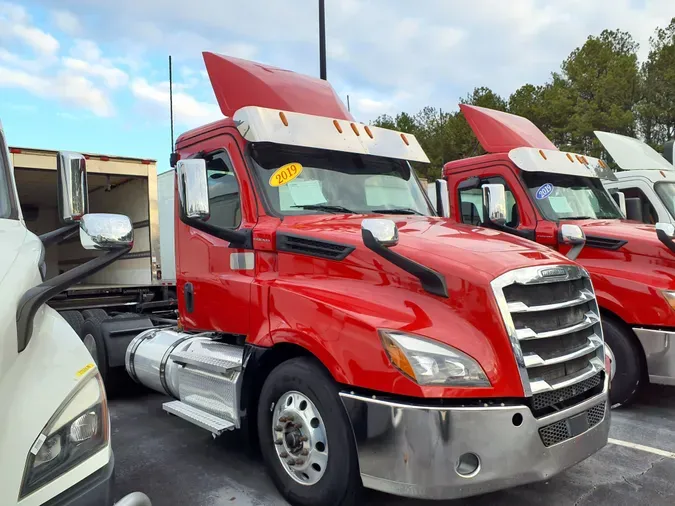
[605,343,616,381]
[272,391,328,486]
[83,334,98,365]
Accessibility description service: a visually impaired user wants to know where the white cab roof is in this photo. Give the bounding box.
[233,106,430,164]
[594,131,673,171]
[508,147,617,181]
[612,169,675,183]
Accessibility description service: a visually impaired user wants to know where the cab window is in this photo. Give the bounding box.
[458,176,520,227]
[620,186,657,224]
[205,151,241,229]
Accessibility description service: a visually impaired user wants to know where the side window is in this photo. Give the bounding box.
[206,151,241,229]
[458,176,520,227]
[621,187,657,224]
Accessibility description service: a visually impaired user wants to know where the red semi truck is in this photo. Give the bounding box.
[434,104,675,408]
[81,54,610,505]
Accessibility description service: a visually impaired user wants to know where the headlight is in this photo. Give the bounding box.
[20,373,109,498]
[379,330,491,387]
[662,290,675,311]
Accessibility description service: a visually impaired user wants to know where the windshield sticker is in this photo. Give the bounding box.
[285,180,328,206]
[269,163,303,187]
[536,183,554,200]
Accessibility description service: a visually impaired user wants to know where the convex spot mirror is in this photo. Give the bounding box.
[361,218,399,247]
[481,184,507,226]
[177,159,210,220]
[559,223,586,261]
[80,213,134,250]
[57,151,89,223]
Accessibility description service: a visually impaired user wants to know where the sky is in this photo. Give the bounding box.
[0,0,672,173]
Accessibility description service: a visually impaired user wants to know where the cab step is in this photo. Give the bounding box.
[162,400,235,435]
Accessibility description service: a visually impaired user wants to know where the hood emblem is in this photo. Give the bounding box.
[540,267,568,279]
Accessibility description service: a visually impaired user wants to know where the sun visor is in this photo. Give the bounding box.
[460,104,558,153]
[509,147,618,181]
[594,131,674,171]
[202,52,353,121]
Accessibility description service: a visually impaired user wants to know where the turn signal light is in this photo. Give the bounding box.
[380,333,417,380]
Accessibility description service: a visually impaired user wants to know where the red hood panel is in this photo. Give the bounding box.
[574,219,674,260]
[280,215,570,280]
[202,52,353,120]
[460,104,558,153]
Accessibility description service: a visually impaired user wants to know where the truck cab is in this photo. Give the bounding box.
[595,130,675,225]
[0,121,149,505]
[438,104,675,408]
[121,53,611,506]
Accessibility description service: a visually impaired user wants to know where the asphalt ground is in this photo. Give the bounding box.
[111,385,675,506]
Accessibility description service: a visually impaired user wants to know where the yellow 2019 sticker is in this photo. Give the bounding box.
[269,163,303,187]
[76,363,96,378]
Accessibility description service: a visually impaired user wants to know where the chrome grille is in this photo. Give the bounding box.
[539,401,606,447]
[491,265,606,407]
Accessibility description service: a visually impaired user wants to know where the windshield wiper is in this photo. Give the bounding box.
[565,216,595,220]
[291,204,356,214]
[372,207,424,216]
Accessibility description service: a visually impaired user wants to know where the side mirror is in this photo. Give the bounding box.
[57,151,89,223]
[482,184,507,226]
[656,222,675,254]
[80,213,134,250]
[611,191,627,216]
[664,139,674,165]
[177,159,210,220]
[434,179,450,218]
[559,223,586,261]
[625,197,644,222]
[361,218,398,247]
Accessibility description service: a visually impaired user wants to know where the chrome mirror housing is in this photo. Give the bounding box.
[80,213,134,250]
[656,222,675,238]
[611,191,626,217]
[177,159,210,220]
[559,223,586,261]
[481,184,507,226]
[57,151,88,223]
[361,218,398,247]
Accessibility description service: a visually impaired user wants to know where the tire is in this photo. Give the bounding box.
[257,357,361,506]
[60,310,84,336]
[80,317,128,396]
[81,309,109,325]
[603,316,644,408]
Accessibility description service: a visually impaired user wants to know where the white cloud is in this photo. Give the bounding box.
[131,78,220,127]
[63,57,128,88]
[52,9,82,36]
[0,4,59,56]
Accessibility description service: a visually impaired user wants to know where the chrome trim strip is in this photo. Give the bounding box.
[516,311,600,340]
[634,327,675,385]
[524,335,603,368]
[507,289,594,313]
[529,357,605,394]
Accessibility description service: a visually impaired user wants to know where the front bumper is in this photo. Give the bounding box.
[340,380,610,500]
[43,453,150,506]
[634,327,675,386]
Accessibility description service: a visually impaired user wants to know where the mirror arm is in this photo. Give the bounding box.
[362,228,448,298]
[39,223,79,248]
[482,220,536,241]
[180,212,253,249]
[657,229,675,254]
[566,243,584,261]
[16,246,131,352]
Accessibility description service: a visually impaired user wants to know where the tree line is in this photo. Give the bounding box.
[372,18,675,179]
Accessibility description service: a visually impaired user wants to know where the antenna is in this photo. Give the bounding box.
[347,95,350,112]
[169,55,177,167]
[319,0,326,80]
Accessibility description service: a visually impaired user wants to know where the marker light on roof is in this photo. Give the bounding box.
[279,111,288,126]
[566,153,574,162]
[350,123,360,136]
[538,149,547,160]
[364,125,374,139]
[599,160,607,168]
[401,133,410,146]
[333,120,343,133]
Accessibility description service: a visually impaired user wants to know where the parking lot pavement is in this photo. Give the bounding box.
[111,385,675,506]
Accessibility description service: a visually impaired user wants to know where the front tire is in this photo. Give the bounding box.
[603,316,644,407]
[257,357,361,506]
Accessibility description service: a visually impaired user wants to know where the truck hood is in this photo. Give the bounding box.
[0,219,27,286]
[569,219,675,261]
[594,131,674,171]
[280,214,570,281]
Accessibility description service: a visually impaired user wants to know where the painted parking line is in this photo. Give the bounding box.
[609,438,675,459]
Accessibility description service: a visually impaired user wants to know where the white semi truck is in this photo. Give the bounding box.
[0,120,150,506]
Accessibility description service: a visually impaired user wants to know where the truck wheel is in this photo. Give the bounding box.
[81,308,109,324]
[603,316,644,408]
[80,317,126,395]
[257,357,361,506]
[59,310,84,336]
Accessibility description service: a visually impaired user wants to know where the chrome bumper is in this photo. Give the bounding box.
[339,381,610,500]
[634,328,675,386]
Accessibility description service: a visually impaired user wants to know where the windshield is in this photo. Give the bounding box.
[521,171,622,221]
[655,182,675,219]
[248,143,434,216]
[0,132,17,220]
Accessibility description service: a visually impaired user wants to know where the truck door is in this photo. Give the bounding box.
[610,177,663,224]
[176,134,257,336]
[453,165,536,234]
